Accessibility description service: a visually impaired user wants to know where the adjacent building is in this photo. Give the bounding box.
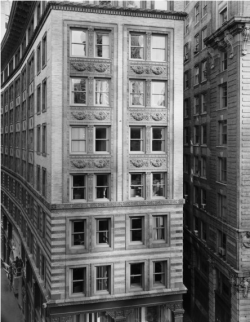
[1,1,186,321]
[183,1,250,322]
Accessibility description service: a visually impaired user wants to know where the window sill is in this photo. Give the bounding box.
[129,105,145,108]
[94,198,110,202]
[42,153,47,157]
[70,152,87,155]
[200,112,207,116]
[42,63,47,70]
[70,104,87,107]
[129,197,145,201]
[69,293,86,298]
[216,181,227,186]
[37,111,41,115]
[92,246,112,252]
[42,109,47,113]
[130,151,145,154]
[216,145,227,148]
[216,107,227,111]
[201,80,207,84]
[94,151,110,154]
[151,196,166,200]
[200,144,207,147]
[67,247,88,255]
[129,286,144,292]
[70,199,87,203]
[95,290,110,296]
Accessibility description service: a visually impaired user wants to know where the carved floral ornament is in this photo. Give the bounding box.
[130,112,165,122]
[71,160,109,169]
[130,159,165,168]
[242,231,250,248]
[230,274,250,298]
[242,25,250,55]
[71,111,109,121]
[130,65,167,75]
[71,62,110,73]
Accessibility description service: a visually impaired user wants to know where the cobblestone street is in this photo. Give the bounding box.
[1,268,23,322]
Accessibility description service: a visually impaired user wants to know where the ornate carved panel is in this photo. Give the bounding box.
[242,232,250,248]
[129,157,167,170]
[87,173,94,202]
[71,158,111,169]
[71,61,111,74]
[71,110,111,121]
[130,65,167,77]
[146,32,152,61]
[88,27,94,57]
[87,125,94,153]
[88,77,94,106]
[129,111,167,122]
[145,79,151,107]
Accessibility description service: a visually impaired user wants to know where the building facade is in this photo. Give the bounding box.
[183,1,250,322]
[1,1,186,321]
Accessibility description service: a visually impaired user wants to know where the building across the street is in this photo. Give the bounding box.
[1,1,186,321]
[183,1,250,322]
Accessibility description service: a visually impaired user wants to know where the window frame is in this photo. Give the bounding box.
[194,95,200,115]
[130,33,145,60]
[129,173,145,200]
[94,173,110,201]
[70,126,87,155]
[218,193,227,217]
[71,29,87,57]
[202,1,207,17]
[69,266,88,297]
[201,92,207,113]
[201,61,207,82]
[151,34,167,62]
[130,127,145,153]
[129,79,145,107]
[201,124,207,145]
[220,83,227,109]
[126,260,146,292]
[151,127,166,153]
[42,32,47,68]
[194,65,200,85]
[201,28,207,50]
[151,81,166,108]
[93,264,112,295]
[126,214,146,249]
[195,5,200,24]
[94,126,110,153]
[221,51,228,71]
[71,78,87,106]
[70,174,87,202]
[94,78,110,106]
[194,125,200,145]
[220,7,228,26]
[219,120,227,146]
[66,217,89,254]
[201,156,207,178]
[150,260,169,289]
[151,214,169,246]
[94,31,110,59]
[42,78,47,112]
[94,217,112,249]
[151,172,166,199]
[219,157,227,183]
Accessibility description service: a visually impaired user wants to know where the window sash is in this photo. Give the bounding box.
[153,216,165,240]
[96,219,110,244]
[130,127,144,152]
[96,266,109,291]
[96,175,109,199]
[72,175,86,200]
[130,174,144,198]
[152,128,165,152]
[151,35,166,61]
[152,173,165,197]
[130,81,144,106]
[153,262,165,285]
[95,33,110,58]
[130,263,143,287]
[95,80,109,105]
[151,82,166,107]
[130,34,145,59]
[130,217,143,241]
[72,268,85,293]
[72,221,85,246]
[71,127,86,153]
[95,127,109,152]
[71,30,87,56]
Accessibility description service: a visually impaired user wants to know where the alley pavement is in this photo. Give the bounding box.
[1,267,23,322]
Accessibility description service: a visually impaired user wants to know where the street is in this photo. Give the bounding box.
[1,267,23,322]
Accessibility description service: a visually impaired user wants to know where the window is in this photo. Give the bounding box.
[201,124,207,145]
[42,168,46,198]
[194,126,200,145]
[152,173,165,198]
[194,34,199,53]
[201,221,207,241]
[130,174,144,198]
[15,49,20,67]
[71,175,86,201]
[95,127,109,152]
[151,35,166,61]
[72,221,85,246]
[130,263,143,289]
[151,0,168,10]
[194,66,199,85]
[42,124,46,154]
[185,16,189,35]
[96,266,110,292]
[220,7,227,25]
[184,43,189,62]
[130,33,145,59]
[95,32,110,58]
[71,127,86,153]
[42,79,47,112]
[222,52,228,71]
[37,85,41,114]
[184,99,189,118]
[96,219,110,245]
[152,216,166,241]
[130,217,143,242]
[37,125,41,153]
[184,71,189,89]
[195,5,200,24]
[218,230,227,255]
[95,174,109,199]
[152,127,165,152]
[194,156,200,176]
[202,1,207,16]
[219,120,227,145]
[201,188,206,206]
[71,79,87,104]
[37,43,41,74]
[201,61,207,82]
[201,157,206,178]
[201,93,207,113]
[153,261,167,287]
[72,268,85,294]
[220,83,227,108]
[218,193,227,217]
[184,155,189,173]
[129,80,144,106]
[219,157,227,183]
[194,95,199,115]
[42,33,47,67]
[184,127,189,145]
[151,81,166,107]
[127,1,143,8]
[130,127,144,152]
[201,28,207,50]
[95,79,109,105]
[71,30,87,56]
[37,2,41,22]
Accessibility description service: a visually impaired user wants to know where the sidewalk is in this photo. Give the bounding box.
[1,268,23,322]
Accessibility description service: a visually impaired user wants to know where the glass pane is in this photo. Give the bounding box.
[152,36,165,49]
[155,262,163,273]
[73,281,83,293]
[131,230,142,241]
[73,268,84,280]
[99,219,109,231]
[72,44,86,56]
[72,30,86,44]
[131,35,144,47]
[97,175,108,186]
[131,128,141,139]
[96,45,109,58]
[154,216,164,228]
[152,141,163,151]
[95,80,109,92]
[96,128,106,139]
[130,187,143,197]
[152,49,165,61]
[97,188,108,198]
[74,92,86,104]
[131,48,144,59]
[74,221,84,233]
[97,266,108,278]
[97,34,109,45]
[152,82,165,94]
[154,1,168,10]
[154,228,164,240]
[73,176,85,187]
[131,93,144,106]
[96,140,107,151]
[72,128,86,140]
[127,1,141,8]
[131,263,142,275]
[131,275,141,285]
[73,188,85,200]
[131,81,144,94]
[130,140,141,151]
[95,92,109,105]
[73,233,84,245]
[153,128,163,139]
[152,94,165,107]
[131,218,142,229]
[73,79,86,91]
[131,174,142,185]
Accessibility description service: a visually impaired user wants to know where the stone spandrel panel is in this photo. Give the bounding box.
[129,157,168,170]
[70,157,111,170]
[70,59,112,75]
[70,109,111,122]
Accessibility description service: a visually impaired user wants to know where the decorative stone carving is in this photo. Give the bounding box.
[71,160,87,168]
[72,62,109,73]
[224,30,234,58]
[242,26,250,55]
[150,159,163,167]
[131,112,147,121]
[230,274,250,297]
[94,111,108,120]
[71,112,87,120]
[130,160,147,168]
[106,309,132,321]
[130,65,166,76]
[94,160,108,168]
[164,302,183,311]
[151,113,163,121]
[88,27,94,57]
[242,231,250,248]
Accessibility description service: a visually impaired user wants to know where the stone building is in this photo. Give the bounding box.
[1,1,186,321]
[183,1,250,322]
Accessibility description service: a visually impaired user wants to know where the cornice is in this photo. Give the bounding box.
[204,16,249,49]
